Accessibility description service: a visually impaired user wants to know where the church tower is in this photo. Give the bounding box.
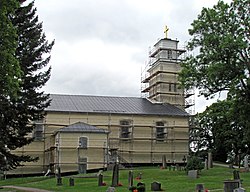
[141,26,187,108]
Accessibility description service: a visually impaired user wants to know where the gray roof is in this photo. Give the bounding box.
[46,94,189,116]
[57,122,109,134]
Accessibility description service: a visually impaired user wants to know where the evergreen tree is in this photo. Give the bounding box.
[0,0,22,171]
[0,0,54,170]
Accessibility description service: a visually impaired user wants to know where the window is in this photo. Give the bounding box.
[79,137,88,149]
[120,120,132,140]
[33,120,44,141]
[169,83,172,92]
[174,83,177,92]
[155,121,167,141]
[167,50,172,59]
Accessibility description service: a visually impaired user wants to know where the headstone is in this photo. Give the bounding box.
[243,156,249,171]
[233,170,240,180]
[111,163,119,187]
[188,170,198,179]
[69,177,74,186]
[98,173,103,186]
[56,166,62,186]
[151,181,161,191]
[224,180,240,192]
[205,159,208,170]
[208,152,213,168]
[195,183,204,192]
[233,187,246,192]
[137,182,145,192]
[57,177,62,186]
[128,170,133,188]
[176,164,181,171]
[106,186,116,192]
[162,155,166,169]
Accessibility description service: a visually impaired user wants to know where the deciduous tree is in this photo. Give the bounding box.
[180,0,250,161]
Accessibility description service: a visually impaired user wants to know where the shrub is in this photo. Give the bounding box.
[186,156,204,171]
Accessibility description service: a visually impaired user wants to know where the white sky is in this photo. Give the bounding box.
[29,0,231,113]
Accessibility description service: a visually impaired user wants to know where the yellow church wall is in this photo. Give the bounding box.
[46,113,190,165]
[52,131,107,173]
[8,110,189,175]
[8,140,45,175]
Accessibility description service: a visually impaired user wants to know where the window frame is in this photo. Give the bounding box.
[33,119,44,141]
[119,120,133,141]
[155,121,167,142]
[78,136,88,149]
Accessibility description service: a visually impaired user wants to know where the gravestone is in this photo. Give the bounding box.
[106,186,116,192]
[137,182,145,192]
[56,167,62,186]
[57,177,62,186]
[69,177,74,186]
[111,163,119,187]
[208,152,213,168]
[151,181,161,191]
[233,188,246,192]
[204,159,208,170]
[195,183,204,192]
[128,170,133,188]
[162,155,166,169]
[243,156,249,171]
[188,170,198,179]
[224,180,240,192]
[233,170,240,180]
[98,173,103,186]
[176,164,181,171]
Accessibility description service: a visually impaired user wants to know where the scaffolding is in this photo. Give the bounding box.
[141,37,195,114]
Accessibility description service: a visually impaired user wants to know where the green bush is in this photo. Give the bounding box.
[186,156,204,171]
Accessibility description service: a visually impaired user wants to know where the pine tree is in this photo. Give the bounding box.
[0,0,22,171]
[0,0,54,170]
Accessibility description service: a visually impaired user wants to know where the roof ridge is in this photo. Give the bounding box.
[50,93,142,99]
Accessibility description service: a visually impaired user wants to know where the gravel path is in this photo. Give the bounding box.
[2,186,52,192]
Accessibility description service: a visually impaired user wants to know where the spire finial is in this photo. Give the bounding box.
[164,25,169,38]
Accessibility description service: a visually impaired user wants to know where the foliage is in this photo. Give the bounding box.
[180,0,250,161]
[0,0,21,98]
[198,100,247,163]
[186,156,204,171]
[0,0,54,170]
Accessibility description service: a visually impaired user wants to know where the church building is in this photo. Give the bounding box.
[9,31,191,175]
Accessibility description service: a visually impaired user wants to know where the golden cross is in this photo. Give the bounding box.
[164,25,169,38]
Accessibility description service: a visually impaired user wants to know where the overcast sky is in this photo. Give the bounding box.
[30,0,231,113]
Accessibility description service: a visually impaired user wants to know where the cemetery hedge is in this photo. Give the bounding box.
[1,166,250,192]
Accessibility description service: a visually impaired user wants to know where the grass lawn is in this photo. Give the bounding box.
[1,166,250,192]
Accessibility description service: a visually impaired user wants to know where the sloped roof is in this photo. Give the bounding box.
[46,94,189,117]
[56,122,109,134]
